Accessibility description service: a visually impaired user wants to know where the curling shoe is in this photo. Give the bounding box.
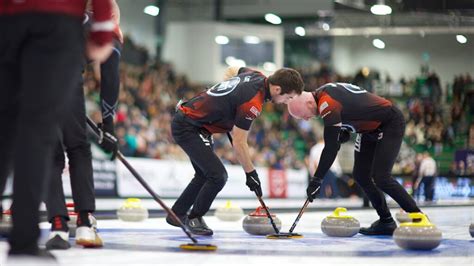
[46,231,71,250]
[359,217,397,236]
[76,226,103,248]
[186,216,213,236]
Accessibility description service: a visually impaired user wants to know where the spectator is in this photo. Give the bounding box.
[415,152,437,202]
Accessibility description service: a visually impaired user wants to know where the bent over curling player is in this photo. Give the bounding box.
[167,67,304,235]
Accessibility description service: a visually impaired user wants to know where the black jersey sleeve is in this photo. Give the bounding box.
[313,126,341,179]
[100,40,121,125]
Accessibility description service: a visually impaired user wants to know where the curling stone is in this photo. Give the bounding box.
[117,198,149,222]
[321,207,360,237]
[393,213,442,250]
[0,209,12,237]
[215,200,244,222]
[66,203,98,238]
[469,223,474,237]
[242,206,281,235]
[395,209,411,223]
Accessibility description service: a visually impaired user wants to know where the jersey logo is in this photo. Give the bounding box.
[319,101,329,114]
[244,76,251,82]
[207,77,240,96]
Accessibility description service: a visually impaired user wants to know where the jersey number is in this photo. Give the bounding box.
[207,77,240,96]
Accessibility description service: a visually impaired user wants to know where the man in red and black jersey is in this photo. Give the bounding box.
[168,67,304,235]
[288,83,422,236]
[0,0,114,259]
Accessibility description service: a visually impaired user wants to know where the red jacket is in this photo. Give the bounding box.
[0,0,113,45]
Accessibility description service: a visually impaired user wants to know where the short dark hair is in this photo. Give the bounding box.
[268,68,304,95]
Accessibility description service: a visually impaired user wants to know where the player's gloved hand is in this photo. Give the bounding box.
[338,128,351,143]
[306,176,323,202]
[97,122,118,160]
[245,170,263,197]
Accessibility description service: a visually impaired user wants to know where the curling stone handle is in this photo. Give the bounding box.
[333,207,347,217]
[124,198,142,208]
[408,212,431,225]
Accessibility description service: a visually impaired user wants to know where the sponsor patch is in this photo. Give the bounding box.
[319,101,329,113]
[250,106,260,117]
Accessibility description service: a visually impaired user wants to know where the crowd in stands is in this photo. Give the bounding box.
[83,38,474,175]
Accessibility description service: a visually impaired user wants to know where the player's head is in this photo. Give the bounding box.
[287,91,317,120]
[268,68,304,104]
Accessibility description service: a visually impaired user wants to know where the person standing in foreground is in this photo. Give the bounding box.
[0,0,114,259]
[167,67,304,235]
[287,83,423,235]
[45,2,123,250]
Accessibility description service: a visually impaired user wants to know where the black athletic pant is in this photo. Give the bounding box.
[45,74,95,222]
[353,107,421,219]
[0,14,84,253]
[45,40,121,222]
[170,112,228,218]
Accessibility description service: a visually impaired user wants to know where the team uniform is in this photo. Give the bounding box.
[170,67,270,235]
[0,0,113,257]
[310,83,421,233]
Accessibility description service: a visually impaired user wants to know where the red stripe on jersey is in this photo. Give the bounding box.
[179,97,208,121]
[202,124,229,134]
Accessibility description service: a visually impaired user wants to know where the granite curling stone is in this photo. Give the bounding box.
[393,212,442,251]
[0,209,12,237]
[215,200,244,222]
[321,207,360,237]
[117,198,149,222]
[242,206,281,235]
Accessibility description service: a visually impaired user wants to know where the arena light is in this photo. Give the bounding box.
[265,13,282,25]
[372,38,385,49]
[225,56,246,67]
[143,5,159,16]
[295,26,306,36]
[263,62,277,71]
[370,0,392,16]
[243,36,260,44]
[322,23,330,31]
[456,34,467,44]
[215,35,229,45]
